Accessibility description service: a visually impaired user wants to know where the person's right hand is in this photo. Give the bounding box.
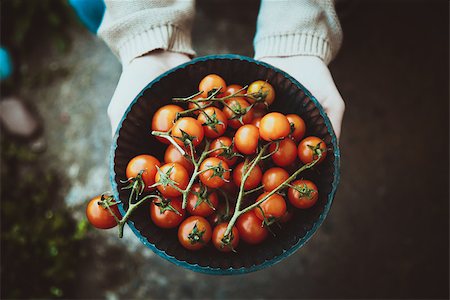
[107,51,191,136]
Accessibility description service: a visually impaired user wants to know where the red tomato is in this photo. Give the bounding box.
[287,179,319,209]
[233,161,262,191]
[298,136,327,164]
[212,222,239,252]
[247,80,275,106]
[208,201,235,227]
[259,112,290,141]
[199,157,230,188]
[186,183,219,217]
[197,106,227,138]
[152,105,184,144]
[164,144,194,175]
[154,162,189,197]
[126,155,161,191]
[178,216,212,250]
[171,117,204,148]
[234,124,260,155]
[236,211,268,244]
[223,84,246,99]
[252,117,262,128]
[269,138,297,167]
[254,192,287,220]
[262,167,289,192]
[188,95,211,115]
[209,136,239,166]
[279,209,294,223]
[150,197,185,228]
[86,195,120,229]
[286,114,306,142]
[222,98,254,129]
[199,74,226,97]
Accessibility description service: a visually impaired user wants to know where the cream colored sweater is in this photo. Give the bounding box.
[98,0,342,65]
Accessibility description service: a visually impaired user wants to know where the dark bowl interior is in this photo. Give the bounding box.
[110,55,340,274]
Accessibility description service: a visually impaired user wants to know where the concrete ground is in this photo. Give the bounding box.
[18,0,448,298]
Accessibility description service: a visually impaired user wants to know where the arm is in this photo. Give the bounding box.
[98,0,195,134]
[254,0,345,138]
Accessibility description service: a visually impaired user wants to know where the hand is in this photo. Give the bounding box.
[259,56,345,139]
[107,51,191,135]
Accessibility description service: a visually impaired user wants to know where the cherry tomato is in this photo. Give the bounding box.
[186,183,219,217]
[208,201,235,227]
[164,144,194,175]
[178,216,212,250]
[212,222,239,252]
[262,167,289,192]
[155,162,189,197]
[298,136,327,164]
[279,209,294,223]
[197,106,227,139]
[188,95,211,115]
[259,112,290,141]
[209,136,239,166]
[236,211,268,244]
[126,154,161,191]
[252,103,268,119]
[152,105,184,144]
[286,114,306,142]
[199,74,226,97]
[269,138,297,167]
[150,197,185,228]
[247,80,275,106]
[233,161,262,191]
[287,179,319,209]
[223,84,246,97]
[86,195,121,229]
[222,98,254,129]
[199,157,230,189]
[252,117,262,128]
[254,192,287,221]
[234,124,260,155]
[171,117,204,148]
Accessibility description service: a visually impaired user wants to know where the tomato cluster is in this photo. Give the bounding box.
[86,74,327,253]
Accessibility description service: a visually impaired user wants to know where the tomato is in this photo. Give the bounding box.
[262,167,289,192]
[86,195,120,229]
[222,98,254,129]
[126,154,161,191]
[188,95,211,115]
[154,162,189,197]
[236,211,268,244]
[208,201,235,226]
[269,138,297,167]
[286,114,306,142]
[186,183,219,217]
[197,106,227,139]
[212,222,239,252]
[252,117,262,128]
[171,117,204,148]
[199,157,230,188]
[234,124,259,155]
[254,192,287,220]
[223,84,246,99]
[233,161,262,190]
[164,144,194,175]
[287,179,319,209]
[178,216,212,250]
[298,136,327,164]
[152,105,184,144]
[150,197,185,228]
[279,209,294,223]
[199,74,226,97]
[259,112,290,141]
[247,80,275,106]
[209,136,239,166]
[252,103,268,119]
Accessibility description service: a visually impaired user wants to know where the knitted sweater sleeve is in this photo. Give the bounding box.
[97,0,196,65]
[254,0,343,64]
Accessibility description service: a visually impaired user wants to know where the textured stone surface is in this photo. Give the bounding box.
[21,1,448,298]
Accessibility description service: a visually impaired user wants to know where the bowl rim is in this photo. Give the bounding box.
[109,54,340,275]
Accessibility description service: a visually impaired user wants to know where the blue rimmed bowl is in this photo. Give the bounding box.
[110,54,340,275]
